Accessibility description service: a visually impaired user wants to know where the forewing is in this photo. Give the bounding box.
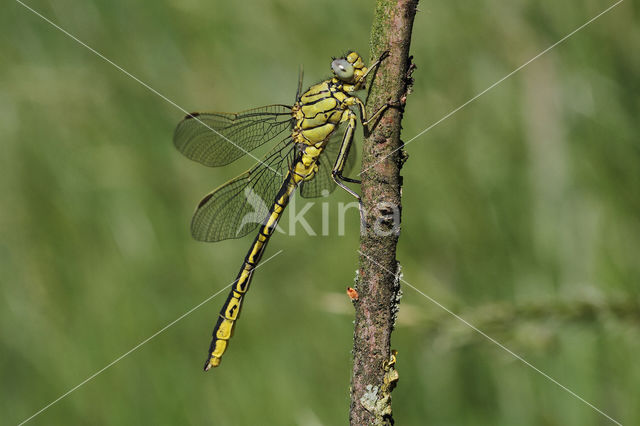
[174,105,293,167]
[191,136,295,242]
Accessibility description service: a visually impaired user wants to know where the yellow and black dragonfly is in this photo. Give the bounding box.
[174,51,391,370]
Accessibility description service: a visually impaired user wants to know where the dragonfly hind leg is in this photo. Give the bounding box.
[332,97,399,228]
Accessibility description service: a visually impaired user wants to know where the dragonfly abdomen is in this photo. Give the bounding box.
[204,171,299,370]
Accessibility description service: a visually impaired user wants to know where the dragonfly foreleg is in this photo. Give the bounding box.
[355,50,390,85]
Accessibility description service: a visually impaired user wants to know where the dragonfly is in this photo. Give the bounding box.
[174,51,393,370]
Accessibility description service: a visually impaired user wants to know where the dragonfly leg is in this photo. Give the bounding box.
[356,50,390,84]
[332,111,366,227]
[349,96,401,136]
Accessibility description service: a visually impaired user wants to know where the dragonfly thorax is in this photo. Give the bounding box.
[292,81,348,147]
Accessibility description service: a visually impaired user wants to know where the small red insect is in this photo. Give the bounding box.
[346,287,359,301]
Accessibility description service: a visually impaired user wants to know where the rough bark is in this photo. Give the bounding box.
[350,1,418,425]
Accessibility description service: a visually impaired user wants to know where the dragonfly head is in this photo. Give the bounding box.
[331,51,367,90]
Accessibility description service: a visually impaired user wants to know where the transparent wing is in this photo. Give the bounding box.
[174,105,294,167]
[300,126,356,198]
[191,136,296,242]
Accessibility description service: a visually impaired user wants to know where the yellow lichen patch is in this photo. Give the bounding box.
[382,350,399,392]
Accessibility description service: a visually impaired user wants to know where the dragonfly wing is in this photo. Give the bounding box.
[191,136,295,242]
[300,126,356,199]
[174,104,294,167]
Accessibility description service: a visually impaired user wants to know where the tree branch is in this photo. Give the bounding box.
[350,1,418,424]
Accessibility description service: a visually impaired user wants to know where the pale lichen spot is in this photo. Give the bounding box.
[360,384,379,413]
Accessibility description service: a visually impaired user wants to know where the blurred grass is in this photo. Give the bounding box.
[1,0,639,425]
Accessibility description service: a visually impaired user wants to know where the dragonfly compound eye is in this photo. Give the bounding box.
[331,58,355,81]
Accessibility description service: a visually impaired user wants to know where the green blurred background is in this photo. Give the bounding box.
[2,0,638,424]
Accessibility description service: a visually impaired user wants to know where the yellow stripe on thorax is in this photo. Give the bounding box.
[294,80,345,147]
